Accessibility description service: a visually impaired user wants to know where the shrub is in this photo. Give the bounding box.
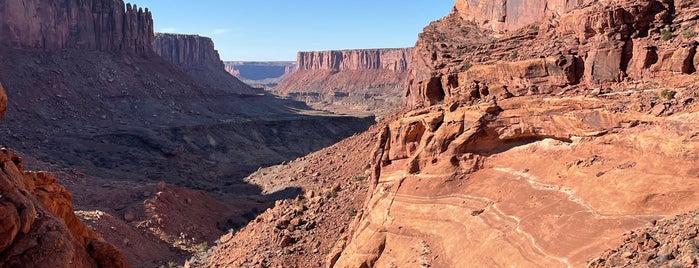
[531,25,540,32]
[682,28,696,38]
[690,239,699,253]
[661,29,673,41]
[461,63,473,71]
[511,51,519,59]
[354,175,368,182]
[660,89,677,100]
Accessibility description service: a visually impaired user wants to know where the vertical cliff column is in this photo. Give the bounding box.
[0,0,154,56]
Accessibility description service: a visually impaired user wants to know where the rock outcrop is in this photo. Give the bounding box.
[0,0,153,56]
[332,94,699,267]
[408,0,699,107]
[274,48,412,116]
[153,33,260,95]
[0,80,129,267]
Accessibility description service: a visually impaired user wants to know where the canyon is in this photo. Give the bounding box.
[224,61,296,88]
[1,0,699,267]
[274,48,412,116]
[0,0,372,267]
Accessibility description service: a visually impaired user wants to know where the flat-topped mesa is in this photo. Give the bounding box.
[297,48,412,72]
[454,0,595,32]
[153,33,260,95]
[0,0,153,56]
[153,33,225,69]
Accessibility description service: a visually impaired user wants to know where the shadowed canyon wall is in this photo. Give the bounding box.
[153,33,259,95]
[0,0,153,56]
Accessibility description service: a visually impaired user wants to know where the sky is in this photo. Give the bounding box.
[128,1,454,61]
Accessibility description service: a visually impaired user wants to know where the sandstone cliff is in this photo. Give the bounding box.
[153,33,259,95]
[274,48,412,116]
[0,81,129,267]
[0,0,153,56]
[296,48,411,72]
[408,0,699,107]
[454,0,596,32]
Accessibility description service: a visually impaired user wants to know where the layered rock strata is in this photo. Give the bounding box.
[408,0,699,107]
[274,48,412,116]
[0,0,153,56]
[153,33,259,95]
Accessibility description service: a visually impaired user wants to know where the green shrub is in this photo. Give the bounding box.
[682,28,696,38]
[660,89,677,100]
[690,239,699,253]
[511,51,519,59]
[461,63,473,71]
[661,29,673,41]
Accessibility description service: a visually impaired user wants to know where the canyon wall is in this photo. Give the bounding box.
[454,0,595,32]
[274,48,412,116]
[297,48,411,72]
[153,33,259,95]
[0,0,153,56]
[153,34,225,70]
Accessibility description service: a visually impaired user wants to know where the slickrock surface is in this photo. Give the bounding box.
[0,0,153,56]
[154,33,260,95]
[333,94,699,267]
[274,49,412,116]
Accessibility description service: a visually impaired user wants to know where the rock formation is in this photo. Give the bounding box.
[296,48,412,72]
[0,0,153,56]
[0,80,129,267]
[274,48,412,116]
[326,0,699,266]
[454,0,596,32]
[153,33,259,95]
[408,0,699,107]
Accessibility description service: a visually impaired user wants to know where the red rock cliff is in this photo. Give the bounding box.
[153,33,225,70]
[274,48,412,116]
[454,0,595,32]
[297,48,412,72]
[153,33,260,95]
[0,0,153,56]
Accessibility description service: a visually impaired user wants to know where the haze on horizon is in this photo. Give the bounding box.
[128,0,453,61]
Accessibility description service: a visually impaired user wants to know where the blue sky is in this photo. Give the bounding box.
[128,1,453,61]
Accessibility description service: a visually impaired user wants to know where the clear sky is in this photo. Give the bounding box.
[128,1,454,61]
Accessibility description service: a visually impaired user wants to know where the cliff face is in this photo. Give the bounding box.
[408,0,699,107]
[153,34,224,70]
[274,48,412,116]
[454,0,595,32]
[223,61,296,88]
[0,0,153,56]
[297,48,411,72]
[153,33,259,95]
